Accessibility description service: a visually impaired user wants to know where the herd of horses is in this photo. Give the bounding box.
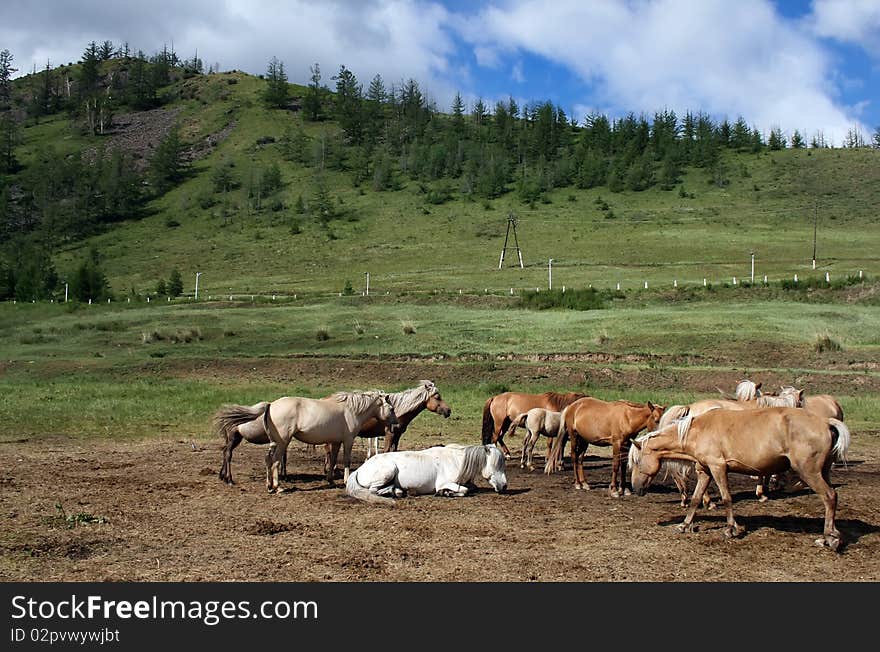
[213,379,850,551]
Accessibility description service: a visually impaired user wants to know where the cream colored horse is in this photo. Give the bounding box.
[261,390,398,493]
[630,407,850,550]
[505,408,563,471]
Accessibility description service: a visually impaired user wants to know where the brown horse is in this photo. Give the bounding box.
[482,391,587,458]
[804,394,844,420]
[630,407,850,550]
[546,397,665,497]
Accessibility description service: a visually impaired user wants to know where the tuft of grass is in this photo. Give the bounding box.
[814,334,842,353]
[316,328,330,341]
[401,320,417,335]
[46,503,108,529]
[354,320,365,335]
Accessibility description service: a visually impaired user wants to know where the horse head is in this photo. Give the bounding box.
[376,392,399,430]
[629,433,663,496]
[644,401,666,432]
[425,384,452,418]
[482,444,508,493]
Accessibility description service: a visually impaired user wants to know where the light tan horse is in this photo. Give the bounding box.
[630,407,850,550]
[546,398,665,497]
[505,408,563,471]
[804,394,844,420]
[261,390,398,493]
[482,391,588,458]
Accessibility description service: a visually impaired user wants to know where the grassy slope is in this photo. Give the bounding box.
[12,71,878,297]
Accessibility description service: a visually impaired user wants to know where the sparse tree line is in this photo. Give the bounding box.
[1,41,879,302]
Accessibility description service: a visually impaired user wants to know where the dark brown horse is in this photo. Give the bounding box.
[546,397,665,497]
[481,391,588,459]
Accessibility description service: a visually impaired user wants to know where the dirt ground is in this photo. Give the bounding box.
[2,432,879,582]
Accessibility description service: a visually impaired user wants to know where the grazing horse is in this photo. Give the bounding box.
[482,391,588,458]
[546,398,665,497]
[260,390,398,493]
[629,407,850,550]
[804,394,844,421]
[324,380,451,475]
[346,444,508,504]
[505,408,563,471]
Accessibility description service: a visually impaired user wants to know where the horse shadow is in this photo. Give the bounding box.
[657,513,879,552]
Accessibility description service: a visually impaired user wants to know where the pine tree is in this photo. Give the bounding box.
[262,57,289,109]
[167,269,183,297]
[0,49,17,174]
[148,125,186,193]
[332,64,363,144]
[303,63,323,121]
[791,130,805,149]
[70,247,110,302]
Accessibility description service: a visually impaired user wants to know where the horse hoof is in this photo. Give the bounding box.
[574,483,583,490]
[609,489,620,498]
[707,502,717,511]
[677,523,698,534]
[758,495,768,503]
[624,488,632,497]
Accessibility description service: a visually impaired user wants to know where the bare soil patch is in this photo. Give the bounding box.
[1,435,878,582]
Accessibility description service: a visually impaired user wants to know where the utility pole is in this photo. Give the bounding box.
[498,213,524,269]
[195,272,203,300]
[750,251,755,283]
[548,259,553,290]
[812,200,818,270]
[365,272,370,296]
[64,282,68,303]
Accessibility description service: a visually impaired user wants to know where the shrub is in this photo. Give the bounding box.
[401,320,417,335]
[316,328,330,341]
[814,335,842,353]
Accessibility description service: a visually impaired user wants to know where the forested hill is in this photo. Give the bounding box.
[1,43,879,301]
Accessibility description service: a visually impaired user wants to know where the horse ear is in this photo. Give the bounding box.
[755,382,763,390]
[647,401,654,410]
[632,439,642,450]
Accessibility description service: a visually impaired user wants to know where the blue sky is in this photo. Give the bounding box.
[3,0,879,145]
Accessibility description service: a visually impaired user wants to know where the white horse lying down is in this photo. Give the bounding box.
[346,444,508,504]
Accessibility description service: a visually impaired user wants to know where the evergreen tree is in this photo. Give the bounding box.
[148,125,186,193]
[280,121,310,164]
[0,49,17,174]
[768,126,785,150]
[262,57,289,109]
[70,247,110,302]
[332,64,363,144]
[873,126,880,148]
[791,129,805,149]
[303,63,323,121]
[167,268,183,296]
[98,41,116,61]
[451,91,465,135]
[127,52,157,110]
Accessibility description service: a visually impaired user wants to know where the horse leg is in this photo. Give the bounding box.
[678,467,712,533]
[267,441,289,493]
[493,418,512,459]
[755,475,770,502]
[792,464,841,551]
[341,438,355,484]
[572,436,589,490]
[437,482,470,497]
[326,442,341,486]
[710,465,744,538]
[220,430,242,484]
[609,439,622,498]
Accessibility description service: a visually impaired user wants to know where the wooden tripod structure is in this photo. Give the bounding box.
[498,214,524,269]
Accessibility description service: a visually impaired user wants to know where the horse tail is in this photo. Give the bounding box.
[828,418,851,464]
[345,468,395,505]
[481,397,495,445]
[505,411,528,439]
[545,406,569,475]
[213,402,269,440]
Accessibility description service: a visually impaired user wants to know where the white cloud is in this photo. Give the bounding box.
[459,0,867,145]
[511,61,524,83]
[808,0,880,55]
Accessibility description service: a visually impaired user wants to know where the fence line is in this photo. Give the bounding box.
[4,269,870,306]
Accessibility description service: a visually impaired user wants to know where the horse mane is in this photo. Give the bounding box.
[331,389,384,413]
[543,391,587,411]
[615,399,645,408]
[456,445,489,485]
[735,380,761,402]
[388,381,436,419]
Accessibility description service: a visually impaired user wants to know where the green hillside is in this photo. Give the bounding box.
[2,58,878,301]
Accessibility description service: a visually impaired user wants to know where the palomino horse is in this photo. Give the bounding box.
[215,401,273,484]
[324,380,451,475]
[658,385,803,504]
[804,394,844,420]
[505,408,563,471]
[629,407,850,550]
[260,390,398,493]
[546,398,665,497]
[346,444,508,504]
[482,391,587,458]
